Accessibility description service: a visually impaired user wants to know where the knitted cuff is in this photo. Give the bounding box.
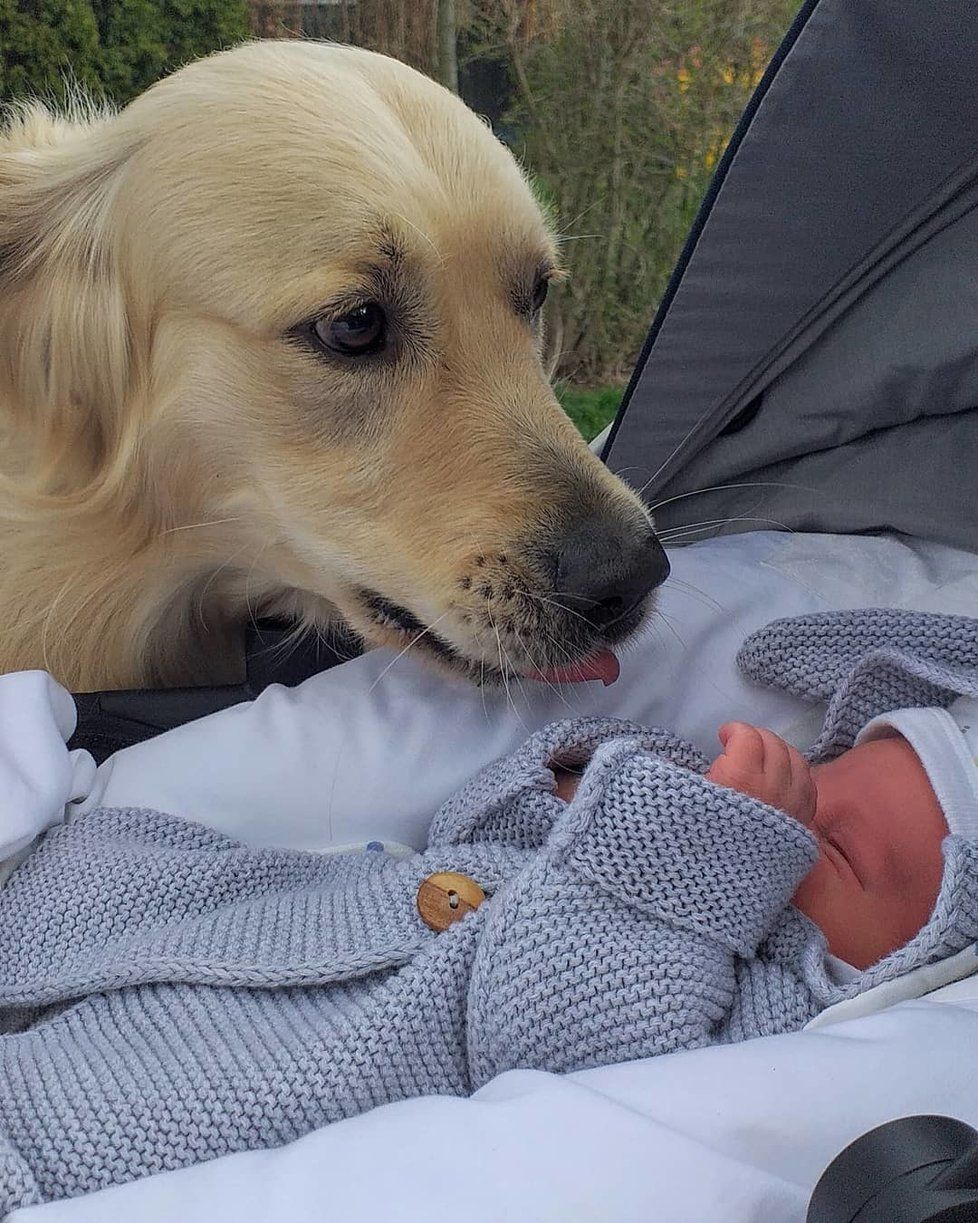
[546,739,818,958]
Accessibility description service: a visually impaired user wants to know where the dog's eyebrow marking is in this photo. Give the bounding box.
[355,232,419,306]
[377,232,407,266]
[383,215,441,261]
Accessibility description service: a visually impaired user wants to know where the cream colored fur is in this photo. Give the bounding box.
[0,41,650,691]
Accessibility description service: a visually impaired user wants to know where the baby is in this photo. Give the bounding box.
[0,608,977,1210]
[710,718,956,971]
[555,708,971,971]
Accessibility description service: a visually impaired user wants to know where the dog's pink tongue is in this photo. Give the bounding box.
[526,648,620,687]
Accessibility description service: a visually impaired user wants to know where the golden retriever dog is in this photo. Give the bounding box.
[0,41,667,692]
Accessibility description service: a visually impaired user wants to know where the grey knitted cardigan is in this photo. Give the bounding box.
[3,608,978,1210]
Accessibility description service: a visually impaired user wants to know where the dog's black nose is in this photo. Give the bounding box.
[552,520,669,633]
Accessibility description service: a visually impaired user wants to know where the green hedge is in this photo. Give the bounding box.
[0,0,249,106]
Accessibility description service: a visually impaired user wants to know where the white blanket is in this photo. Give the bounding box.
[7,529,978,1223]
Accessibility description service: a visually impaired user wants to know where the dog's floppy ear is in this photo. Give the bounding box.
[0,106,141,488]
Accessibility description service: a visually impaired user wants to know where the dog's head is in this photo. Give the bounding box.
[0,42,667,685]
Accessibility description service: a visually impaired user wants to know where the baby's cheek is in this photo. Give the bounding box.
[876,846,944,948]
[837,869,943,970]
[857,891,931,968]
[793,857,898,970]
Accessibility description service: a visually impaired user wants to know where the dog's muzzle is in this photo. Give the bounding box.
[353,512,669,687]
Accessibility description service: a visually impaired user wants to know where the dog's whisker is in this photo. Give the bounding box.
[518,588,596,630]
[544,624,593,699]
[555,196,605,237]
[486,604,509,708]
[520,608,586,704]
[658,513,797,540]
[194,540,259,636]
[256,608,322,672]
[660,576,724,614]
[388,210,441,260]
[651,606,688,653]
[659,515,764,537]
[499,629,532,731]
[478,634,490,723]
[364,610,454,698]
[633,402,825,502]
[512,625,575,712]
[631,414,719,500]
[162,516,245,536]
[645,480,817,514]
[242,541,275,638]
[519,626,580,714]
[485,600,520,726]
[323,608,454,840]
[316,618,359,664]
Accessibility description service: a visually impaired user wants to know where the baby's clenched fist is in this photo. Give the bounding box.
[706,721,817,827]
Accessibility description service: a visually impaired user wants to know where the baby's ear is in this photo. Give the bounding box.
[0,105,141,486]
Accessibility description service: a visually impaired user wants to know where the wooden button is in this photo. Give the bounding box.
[417,872,486,932]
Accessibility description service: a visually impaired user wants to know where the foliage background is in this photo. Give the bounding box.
[0,0,798,435]
[0,0,249,103]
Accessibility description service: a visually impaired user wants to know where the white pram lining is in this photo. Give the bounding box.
[5,528,978,1223]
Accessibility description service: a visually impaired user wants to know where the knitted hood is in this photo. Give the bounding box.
[738,608,978,989]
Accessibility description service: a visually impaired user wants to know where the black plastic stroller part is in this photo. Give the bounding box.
[69,619,361,764]
[807,1115,978,1222]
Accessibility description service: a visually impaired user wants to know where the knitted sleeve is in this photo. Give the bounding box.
[546,739,818,955]
[717,907,835,1044]
[428,718,707,851]
[738,609,978,702]
[0,1136,39,1216]
[466,739,818,1085]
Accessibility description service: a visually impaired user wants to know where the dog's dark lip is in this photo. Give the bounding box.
[359,591,466,667]
[358,589,508,683]
[355,587,640,687]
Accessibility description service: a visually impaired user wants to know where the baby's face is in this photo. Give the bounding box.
[553,728,948,971]
[791,736,948,969]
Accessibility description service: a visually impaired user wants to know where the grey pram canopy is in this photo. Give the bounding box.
[603,0,978,552]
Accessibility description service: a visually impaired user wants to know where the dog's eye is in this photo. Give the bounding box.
[312,303,387,356]
[531,277,549,314]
